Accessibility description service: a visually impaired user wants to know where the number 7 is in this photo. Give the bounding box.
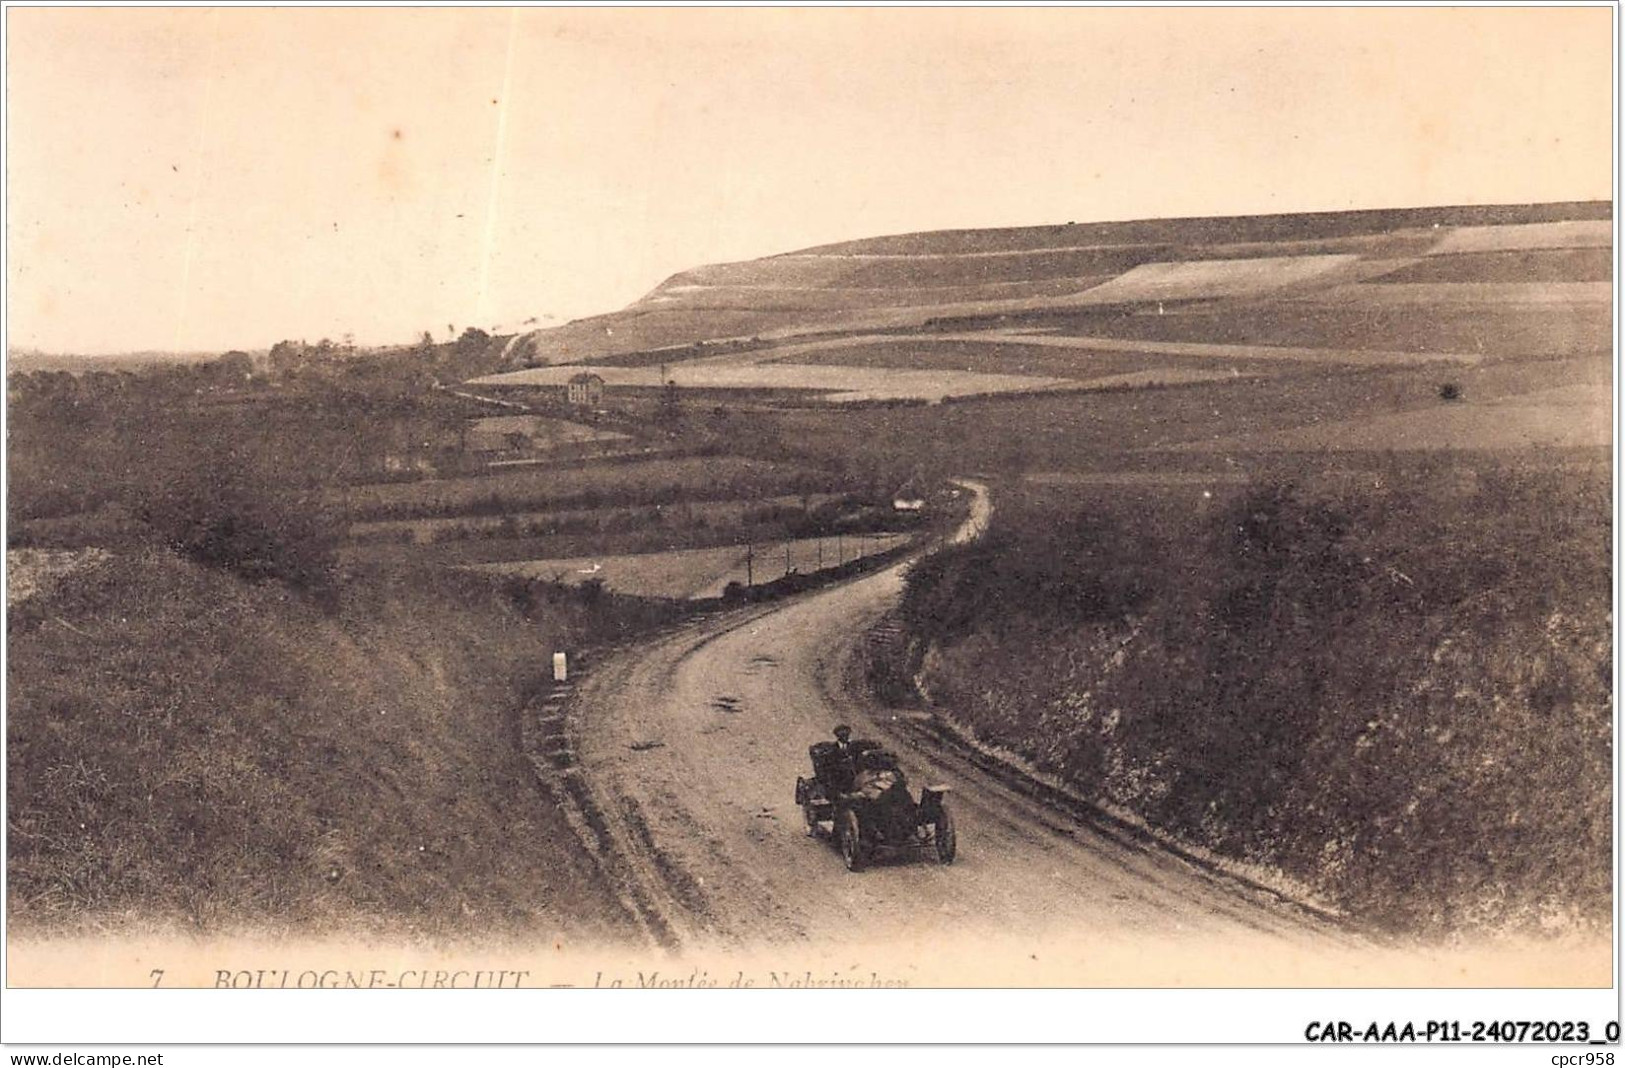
[149,969,164,988]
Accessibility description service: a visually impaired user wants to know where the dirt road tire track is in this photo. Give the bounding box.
[564,481,1357,963]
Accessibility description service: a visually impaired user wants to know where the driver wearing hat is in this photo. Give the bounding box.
[829,724,857,792]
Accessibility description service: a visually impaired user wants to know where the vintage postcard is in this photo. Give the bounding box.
[3,4,1616,1050]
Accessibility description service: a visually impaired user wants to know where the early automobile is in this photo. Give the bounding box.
[794,738,956,871]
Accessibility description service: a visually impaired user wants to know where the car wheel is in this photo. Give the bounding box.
[838,810,866,872]
[935,804,957,865]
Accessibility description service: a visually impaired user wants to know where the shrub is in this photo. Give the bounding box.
[6,553,658,938]
[129,437,341,605]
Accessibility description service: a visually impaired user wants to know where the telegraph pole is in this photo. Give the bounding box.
[746,542,753,587]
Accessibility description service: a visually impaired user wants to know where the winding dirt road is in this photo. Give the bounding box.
[568,482,1367,982]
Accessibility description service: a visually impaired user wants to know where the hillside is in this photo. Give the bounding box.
[11,199,1611,947]
[6,551,649,941]
[499,201,1611,368]
[488,200,1612,938]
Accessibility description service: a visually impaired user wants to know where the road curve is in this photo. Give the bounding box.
[570,481,1360,980]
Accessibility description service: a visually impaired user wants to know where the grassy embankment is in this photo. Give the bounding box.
[881,457,1611,935]
[6,355,687,940]
[8,553,677,941]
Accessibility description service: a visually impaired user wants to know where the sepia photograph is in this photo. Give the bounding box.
[2,3,1617,1052]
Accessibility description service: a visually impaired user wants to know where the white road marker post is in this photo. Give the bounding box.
[553,651,568,682]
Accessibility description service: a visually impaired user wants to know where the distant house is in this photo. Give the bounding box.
[374,421,461,476]
[567,372,606,407]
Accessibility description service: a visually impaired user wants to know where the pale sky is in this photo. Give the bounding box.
[6,7,1614,355]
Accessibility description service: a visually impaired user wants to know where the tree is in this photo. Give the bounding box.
[454,327,493,366]
[268,340,306,376]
